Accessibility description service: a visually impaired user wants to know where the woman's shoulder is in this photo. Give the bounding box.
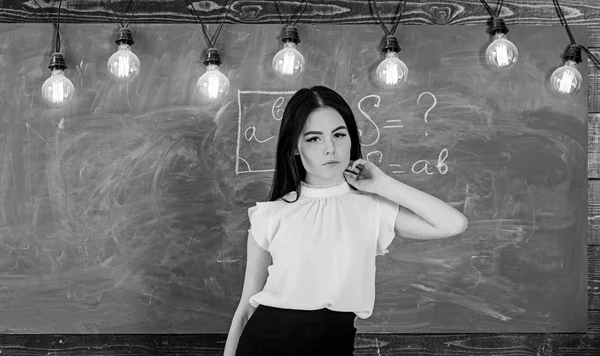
[248,192,303,228]
[248,190,300,211]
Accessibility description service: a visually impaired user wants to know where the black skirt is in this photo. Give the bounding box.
[235,304,357,356]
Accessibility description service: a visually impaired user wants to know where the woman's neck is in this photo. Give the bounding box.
[301,178,346,189]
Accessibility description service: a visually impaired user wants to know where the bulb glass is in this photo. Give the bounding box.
[197,64,230,101]
[108,44,141,82]
[41,69,75,108]
[550,60,582,95]
[375,52,408,88]
[272,43,305,79]
[486,33,518,69]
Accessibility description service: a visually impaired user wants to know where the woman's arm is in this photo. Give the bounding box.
[344,159,467,240]
[223,231,272,356]
[375,174,468,240]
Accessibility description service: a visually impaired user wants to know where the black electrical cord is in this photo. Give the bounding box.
[479,0,504,18]
[106,0,140,28]
[552,0,576,46]
[370,0,408,37]
[390,0,409,36]
[583,46,600,68]
[32,0,57,29]
[185,0,233,49]
[553,0,600,67]
[55,0,62,52]
[32,0,61,51]
[275,0,310,27]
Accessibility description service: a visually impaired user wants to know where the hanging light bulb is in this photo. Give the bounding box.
[41,52,75,108]
[107,28,140,82]
[487,33,518,68]
[550,44,583,96]
[375,35,409,88]
[272,26,305,80]
[486,17,518,69]
[196,48,230,102]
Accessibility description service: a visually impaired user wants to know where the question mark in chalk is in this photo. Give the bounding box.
[417,92,437,137]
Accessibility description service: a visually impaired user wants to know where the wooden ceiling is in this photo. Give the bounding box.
[0,0,597,28]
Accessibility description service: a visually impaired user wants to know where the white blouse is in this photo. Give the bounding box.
[247,180,400,319]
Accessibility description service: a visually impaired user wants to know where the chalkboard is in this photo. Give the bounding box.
[0,23,588,333]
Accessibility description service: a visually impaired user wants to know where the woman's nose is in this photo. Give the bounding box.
[323,139,335,155]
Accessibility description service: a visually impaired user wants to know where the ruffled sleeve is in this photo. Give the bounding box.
[376,195,400,256]
[248,202,274,251]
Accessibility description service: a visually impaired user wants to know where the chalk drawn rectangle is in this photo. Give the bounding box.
[236,90,296,175]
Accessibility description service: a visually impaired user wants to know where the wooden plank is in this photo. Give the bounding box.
[0,317,599,355]
[0,0,598,27]
[591,59,600,113]
[589,245,600,308]
[589,180,600,244]
[590,24,600,48]
[2,0,599,51]
[589,114,600,178]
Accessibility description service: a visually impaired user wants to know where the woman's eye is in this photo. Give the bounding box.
[306,133,346,142]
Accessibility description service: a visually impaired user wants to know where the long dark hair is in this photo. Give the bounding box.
[268,86,362,202]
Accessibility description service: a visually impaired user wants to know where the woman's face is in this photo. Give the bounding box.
[295,107,352,185]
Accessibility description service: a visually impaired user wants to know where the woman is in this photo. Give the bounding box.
[223,86,468,356]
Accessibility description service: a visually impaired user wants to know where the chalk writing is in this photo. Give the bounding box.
[417,91,437,137]
[235,90,450,176]
[244,126,275,143]
[272,96,285,121]
[357,94,381,147]
[412,148,449,175]
[382,119,403,129]
[366,151,383,163]
[384,148,449,176]
[236,90,296,174]
[364,145,450,176]
[389,164,405,174]
[436,148,449,174]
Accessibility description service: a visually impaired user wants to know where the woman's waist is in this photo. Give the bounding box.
[255,303,356,324]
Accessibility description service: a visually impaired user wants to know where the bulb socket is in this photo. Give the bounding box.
[203,48,222,66]
[115,27,135,46]
[490,17,509,35]
[382,35,401,54]
[48,52,67,71]
[564,44,583,64]
[281,26,300,44]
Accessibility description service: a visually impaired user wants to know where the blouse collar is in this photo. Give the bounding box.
[300,179,352,198]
